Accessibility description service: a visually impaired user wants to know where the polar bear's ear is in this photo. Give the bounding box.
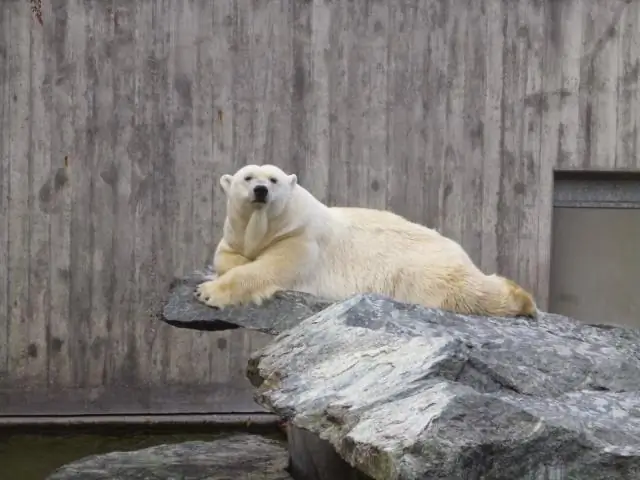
[220,174,233,194]
[288,174,297,187]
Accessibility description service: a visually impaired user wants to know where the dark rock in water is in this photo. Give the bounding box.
[248,294,640,480]
[46,433,292,480]
[161,269,334,335]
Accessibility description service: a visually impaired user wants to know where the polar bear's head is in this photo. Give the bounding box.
[220,164,298,214]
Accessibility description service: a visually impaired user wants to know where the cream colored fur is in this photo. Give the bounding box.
[194,164,538,318]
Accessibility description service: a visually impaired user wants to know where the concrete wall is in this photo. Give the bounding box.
[1,0,638,415]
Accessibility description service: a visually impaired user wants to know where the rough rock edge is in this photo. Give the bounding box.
[161,269,335,336]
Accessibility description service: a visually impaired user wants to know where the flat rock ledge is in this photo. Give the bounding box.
[46,433,292,480]
[247,294,640,480]
[162,270,334,335]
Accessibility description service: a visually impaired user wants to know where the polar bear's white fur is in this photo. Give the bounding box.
[194,164,537,318]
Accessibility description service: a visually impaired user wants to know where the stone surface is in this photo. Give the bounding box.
[248,293,640,480]
[161,269,333,335]
[46,433,292,480]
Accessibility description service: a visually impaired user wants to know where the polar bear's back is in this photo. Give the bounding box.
[295,205,483,302]
[327,207,470,263]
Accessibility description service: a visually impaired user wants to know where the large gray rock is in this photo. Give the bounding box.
[46,433,292,480]
[161,269,333,335]
[248,294,640,480]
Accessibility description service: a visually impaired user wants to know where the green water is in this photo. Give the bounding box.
[0,429,284,480]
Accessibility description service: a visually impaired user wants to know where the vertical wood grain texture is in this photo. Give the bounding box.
[0,1,8,381]
[616,1,640,170]
[0,0,638,415]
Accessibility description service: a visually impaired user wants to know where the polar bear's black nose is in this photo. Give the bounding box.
[253,185,269,202]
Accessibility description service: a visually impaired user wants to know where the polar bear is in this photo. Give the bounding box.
[194,164,538,318]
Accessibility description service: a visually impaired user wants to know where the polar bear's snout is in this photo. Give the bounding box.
[252,185,269,203]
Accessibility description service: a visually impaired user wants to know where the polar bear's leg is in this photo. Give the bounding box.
[194,238,318,308]
[213,241,252,275]
[395,263,537,318]
[392,269,454,311]
[392,263,481,314]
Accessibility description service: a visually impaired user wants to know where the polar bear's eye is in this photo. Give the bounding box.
[244,175,253,182]
[269,177,278,184]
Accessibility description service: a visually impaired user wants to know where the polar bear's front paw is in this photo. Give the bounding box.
[194,278,281,309]
[194,279,237,309]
